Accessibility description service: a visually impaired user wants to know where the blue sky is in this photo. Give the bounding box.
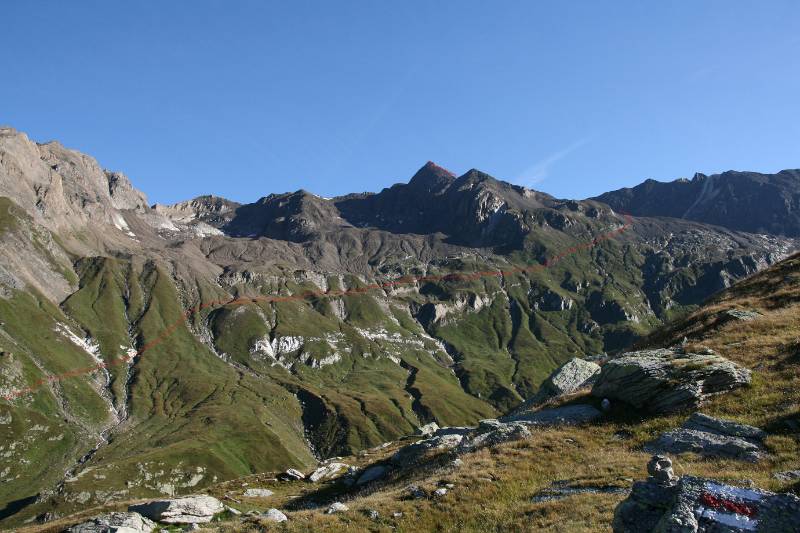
[3,1,799,204]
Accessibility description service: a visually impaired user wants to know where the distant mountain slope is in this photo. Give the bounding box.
[594,169,800,236]
[0,126,796,526]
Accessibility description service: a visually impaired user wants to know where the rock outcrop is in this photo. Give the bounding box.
[128,495,224,524]
[591,349,751,413]
[648,413,766,462]
[614,456,800,532]
[508,358,600,413]
[67,512,155,533]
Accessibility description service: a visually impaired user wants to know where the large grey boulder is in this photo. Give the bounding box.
[648,413,766,462]
[591,348,751,413]
[509,358,600,413]
[308,462,348,482]
[128,495,224,524]
[503,404,602,426]
[67,512,155,533]
[539,358,600,397]
[614,455,800,532]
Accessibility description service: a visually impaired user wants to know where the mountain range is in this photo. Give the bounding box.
[0,126,797,526]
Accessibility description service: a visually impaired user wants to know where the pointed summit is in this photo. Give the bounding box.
[407,161,456,193]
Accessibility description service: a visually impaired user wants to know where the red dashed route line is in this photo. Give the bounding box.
[2,214,633,401]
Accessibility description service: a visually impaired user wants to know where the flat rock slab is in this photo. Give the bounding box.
[503,404,602,426]
[129,495,224,524]
[67,512,155,533]
[243,488,274,498]
[591,348,751,413]
[648,413,766,462]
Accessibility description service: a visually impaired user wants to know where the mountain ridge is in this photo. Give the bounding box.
[0,126,797,526]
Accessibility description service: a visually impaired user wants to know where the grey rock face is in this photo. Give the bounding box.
[128,495,224,524]
[591,349,751,413]
[67,512,156,533]
[503,404,602,426]
[648,413,765,462]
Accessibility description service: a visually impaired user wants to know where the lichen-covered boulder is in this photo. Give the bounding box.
[67,512,155,533]
[128,495,224,524]
[591,349,751,413]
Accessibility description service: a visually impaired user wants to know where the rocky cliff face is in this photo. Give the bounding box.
[595,169,800,237]
[0,128,797,526]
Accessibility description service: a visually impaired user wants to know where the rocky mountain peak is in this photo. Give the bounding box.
[407,161,456,193]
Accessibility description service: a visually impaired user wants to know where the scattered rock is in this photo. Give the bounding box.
[648,413,765,462]
[433,488,448,498]
[724,309,762,322]
[308,462,348,482]
[392,512,403,518]
[591,348,751,413]
[774,470,800,482]
[67,512,156,533]
[532,481,628,503]
[363,509,380,520]
[243,488,274,498]
[404,485,427,499]
[601,398,611,411]
[463,421,531,450]
[279,468,306,481]
[508,358,600,412]
[184,524,200,531]
[326,502,349,514]
[390,434,464,465]
[224,506,241,516]
[503,404,602,426]
[451,458,464,468]
[129,495,225,524]
[416,422,440,437]
[261,508,288,522]
[356,465,389,485]
[614,455,800,532]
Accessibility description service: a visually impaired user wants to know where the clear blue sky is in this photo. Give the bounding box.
[3,1,799,205]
